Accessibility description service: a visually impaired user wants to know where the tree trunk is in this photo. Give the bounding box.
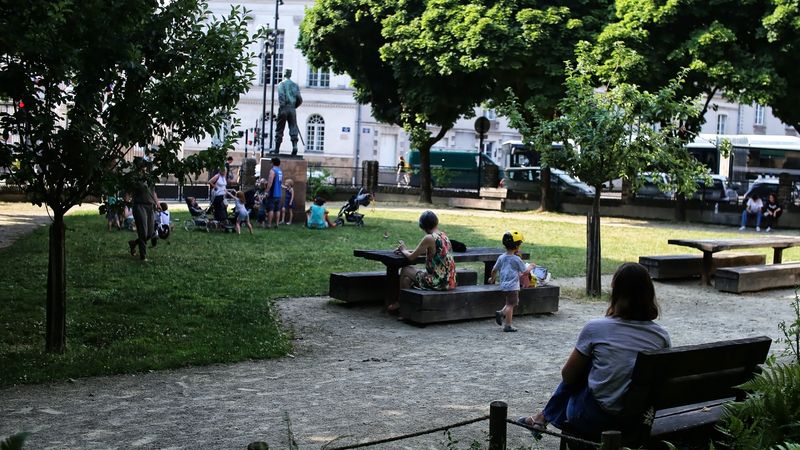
[539,167,553,211]
[620,178,632,204]
[586,190,602,296]
[46,212,67,353]
[419,145,433,203]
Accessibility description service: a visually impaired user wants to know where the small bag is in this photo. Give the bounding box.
[450,239,467,252]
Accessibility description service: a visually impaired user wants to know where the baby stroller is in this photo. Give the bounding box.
[183,197,212,232]
[334,188,372,227]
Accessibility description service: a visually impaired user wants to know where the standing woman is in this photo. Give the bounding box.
[393,210,457,312]
[209,167,228,223]
[128,158,160,261]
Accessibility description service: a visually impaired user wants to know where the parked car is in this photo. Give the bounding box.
[503,167,595,197]
[692,174,739,204]
[634,172,674,200]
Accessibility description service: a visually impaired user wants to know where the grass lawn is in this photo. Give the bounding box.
[1,205,795,386]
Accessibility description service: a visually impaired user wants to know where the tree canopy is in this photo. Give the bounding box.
[299,0,498,201]
[591,0,800,132]
[0,0,261,351]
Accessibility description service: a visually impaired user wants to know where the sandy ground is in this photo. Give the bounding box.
[0,202,796,449]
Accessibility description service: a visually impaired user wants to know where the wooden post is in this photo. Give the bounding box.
[774,247,784,264]
[600,430,621,450]
[489,401,507,450]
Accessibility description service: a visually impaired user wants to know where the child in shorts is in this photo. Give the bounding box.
[280,179,295,225]
[228,190,252,234]
[489,230,533,332]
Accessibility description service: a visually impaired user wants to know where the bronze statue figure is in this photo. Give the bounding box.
[273,68,303,155]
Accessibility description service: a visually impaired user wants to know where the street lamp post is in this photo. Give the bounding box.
[259,38,271,158]
[268,0,282,154]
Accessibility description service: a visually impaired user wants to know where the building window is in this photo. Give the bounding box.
[307,67,330,88]
[754,104,765,126]
[261,31,285,85]
[716,114,727,135]
[306,114,325,152]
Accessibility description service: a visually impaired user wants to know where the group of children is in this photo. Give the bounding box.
[255,178,295,229]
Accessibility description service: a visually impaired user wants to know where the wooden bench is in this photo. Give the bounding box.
[559,336,772,449]
[398,284,559,324]
[329,269,479,304]
[714,262,800,293]
[639,253,766,280]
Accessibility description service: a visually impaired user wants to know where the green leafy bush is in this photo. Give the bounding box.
[718,363,800,449]
[307,169,335,200]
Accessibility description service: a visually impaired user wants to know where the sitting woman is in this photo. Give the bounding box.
[392,210,457,312]
[517,262,670,437]
[306,197,337,229]
[763,193,782,232]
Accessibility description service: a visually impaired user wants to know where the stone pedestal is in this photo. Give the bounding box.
[261,156,306,221]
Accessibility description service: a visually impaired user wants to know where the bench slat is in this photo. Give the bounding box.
[399,284,559,324]
[639,253,766,280]
[329,269,478,303]
[715,262,800,293]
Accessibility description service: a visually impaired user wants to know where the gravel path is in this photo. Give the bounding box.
[0,202,796,449]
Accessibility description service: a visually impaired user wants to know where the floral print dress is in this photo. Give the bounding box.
[413,231,457,290]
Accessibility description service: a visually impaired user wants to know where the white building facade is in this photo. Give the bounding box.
[187,0,522,178]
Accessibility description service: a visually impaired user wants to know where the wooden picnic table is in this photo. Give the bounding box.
[353,247,530,307]
[667,237,800,284]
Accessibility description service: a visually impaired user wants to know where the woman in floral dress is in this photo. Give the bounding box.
[391,210,457,312]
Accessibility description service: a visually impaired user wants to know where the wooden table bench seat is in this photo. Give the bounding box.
[639,253,766,280]
[714,262,800,293]
[329,269,479,304]
[398,284,559,324]
[558,336,772,449]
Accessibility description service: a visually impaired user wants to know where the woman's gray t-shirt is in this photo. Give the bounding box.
[575,317,671,412]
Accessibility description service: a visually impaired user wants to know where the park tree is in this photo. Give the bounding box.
[0,0,260,352]
[526,57,707,295]
[298,0,502,203]
[591,0,800,132]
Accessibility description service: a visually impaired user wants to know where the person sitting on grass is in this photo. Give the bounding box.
[516,262,670,439]
[306,196,336,229]
[392,210,457,313]
[154,202,171,242]
[488,230,533,333]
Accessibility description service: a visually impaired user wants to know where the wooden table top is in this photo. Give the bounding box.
[668,237,800,253]
[354,247,530,266]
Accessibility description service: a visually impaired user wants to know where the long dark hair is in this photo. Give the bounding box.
[606,262,659,320]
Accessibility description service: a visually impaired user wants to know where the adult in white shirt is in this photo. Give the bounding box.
[517,263,671,438]
[740,195,764,231]
[209,168,229,223]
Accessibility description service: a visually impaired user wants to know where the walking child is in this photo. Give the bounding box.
[228,190,253,234]
[489,230,533,332]
[280,179,295,225]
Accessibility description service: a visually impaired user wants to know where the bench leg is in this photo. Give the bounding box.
[385,265,400,309]
[484,261,493,284]
[701,251,713,285]
[774,247,784,264]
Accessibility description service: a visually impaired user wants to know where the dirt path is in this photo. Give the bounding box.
[0,202,100,249]
[0,202,796,449]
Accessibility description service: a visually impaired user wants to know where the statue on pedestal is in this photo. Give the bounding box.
[273,68,303,155]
